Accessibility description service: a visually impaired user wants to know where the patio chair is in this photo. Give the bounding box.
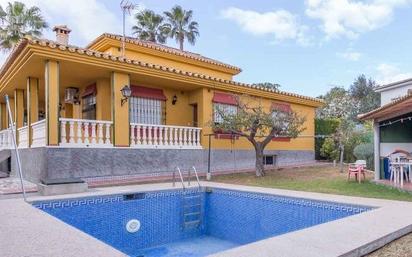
[347,160,366,183]
[388,155,411,185]
[388,154,406,184]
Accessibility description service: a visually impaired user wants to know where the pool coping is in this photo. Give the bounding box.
[2,182,412,257]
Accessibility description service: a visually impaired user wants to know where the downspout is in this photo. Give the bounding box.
[373,121,380,180]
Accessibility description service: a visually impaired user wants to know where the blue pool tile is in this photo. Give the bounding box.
[33,188,371,257]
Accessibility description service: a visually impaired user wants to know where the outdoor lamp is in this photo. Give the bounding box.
[172,95,177,105]
[120,85,132,106]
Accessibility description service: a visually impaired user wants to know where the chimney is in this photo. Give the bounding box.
[53,25,71,45]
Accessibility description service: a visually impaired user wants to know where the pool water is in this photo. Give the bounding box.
[33,188,371,257]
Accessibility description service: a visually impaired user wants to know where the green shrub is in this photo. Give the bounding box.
[320,137,339,161]
[353,143,374,169]
[315,118,340,160]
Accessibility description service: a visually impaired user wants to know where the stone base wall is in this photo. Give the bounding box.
[11,147,315,183]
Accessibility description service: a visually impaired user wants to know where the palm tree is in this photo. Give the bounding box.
[0,1,48,51]
[164,5,199,51]
[132,9,169,44]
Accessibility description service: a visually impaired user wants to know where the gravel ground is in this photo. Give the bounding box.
[366,232,412,257]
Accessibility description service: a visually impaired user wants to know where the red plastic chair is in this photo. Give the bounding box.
[348,161,366,183]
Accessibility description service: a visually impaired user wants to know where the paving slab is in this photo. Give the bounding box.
[0,198,126,257]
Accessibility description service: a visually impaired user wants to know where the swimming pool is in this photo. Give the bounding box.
[33,188,372,257]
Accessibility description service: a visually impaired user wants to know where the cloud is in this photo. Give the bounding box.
[221,7,310,46]
[305,0,411,39]
[376,63,412,84]
[337,49,362,61]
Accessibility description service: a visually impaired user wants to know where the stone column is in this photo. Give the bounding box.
[111,72,130,147]
[27,77,39,146]
[45,60,60,146]
[373,121,380,180]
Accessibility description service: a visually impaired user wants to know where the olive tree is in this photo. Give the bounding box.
[212,97,306,177]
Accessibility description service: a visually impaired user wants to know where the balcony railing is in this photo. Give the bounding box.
[130,123,202,149]
[31,119,46,148]
[0,128,13,149]
[17,126,29,148]
[59,118,113,147]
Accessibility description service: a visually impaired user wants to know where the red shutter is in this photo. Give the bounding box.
[130,85,167,101]
[212,92,237,105]
[213,129,239,140]
[271,102,291,112]
[272,137,291,142]
[81,83,97,98]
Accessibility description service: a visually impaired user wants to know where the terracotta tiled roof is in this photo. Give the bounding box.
[358,94,412,120]
[87,33,242,73]
[0,38,323,105]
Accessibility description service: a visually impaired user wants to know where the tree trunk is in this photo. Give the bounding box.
[339,144,344,173]
[179,39,184,51]
[255,144,265,177]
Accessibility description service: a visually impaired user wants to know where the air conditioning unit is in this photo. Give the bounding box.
[64,87,79,104]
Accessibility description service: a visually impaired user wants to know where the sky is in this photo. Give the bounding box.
[1,0,412,97]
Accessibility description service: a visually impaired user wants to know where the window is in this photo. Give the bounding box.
[82,94,96,120]
[271,102,291,141]
[129,97,165,125]
[263,155,277,166]
[213,103,237,124]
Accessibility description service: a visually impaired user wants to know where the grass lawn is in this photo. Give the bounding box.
[213,164,412,202]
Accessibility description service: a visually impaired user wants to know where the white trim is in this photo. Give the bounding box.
[373,122,380,180]
[375,78,412,92]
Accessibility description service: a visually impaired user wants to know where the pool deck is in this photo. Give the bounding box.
[1,182,412,257]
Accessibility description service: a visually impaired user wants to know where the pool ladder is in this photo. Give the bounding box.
[173,166,202,229]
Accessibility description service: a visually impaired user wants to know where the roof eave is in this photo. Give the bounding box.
[1,38,323,107]
[86,33,242,74]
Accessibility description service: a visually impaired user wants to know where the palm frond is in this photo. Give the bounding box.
[0,1,47,50]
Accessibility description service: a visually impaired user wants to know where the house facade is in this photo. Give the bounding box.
[0,26,322,183]
[359,78,412,180]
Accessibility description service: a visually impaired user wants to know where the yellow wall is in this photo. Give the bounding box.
[198,90,315,151]
[55,82,315,151]
[96,78,111,121]
[105,47,234,81]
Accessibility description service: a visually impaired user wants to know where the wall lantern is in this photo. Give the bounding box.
[120,85,132,106]
[172,95,177,105]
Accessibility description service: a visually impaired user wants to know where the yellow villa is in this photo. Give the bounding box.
[0,25,322,183]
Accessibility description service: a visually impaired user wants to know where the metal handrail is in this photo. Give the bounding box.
[173,167,185,189]
[5,95,27,202]
[191,166,201,189]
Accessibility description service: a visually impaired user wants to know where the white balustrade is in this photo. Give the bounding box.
[0,128,13,149]
[17,126,29,148]
[31,119,46,147]
[130,123,202,149]
[59,118,113,147]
